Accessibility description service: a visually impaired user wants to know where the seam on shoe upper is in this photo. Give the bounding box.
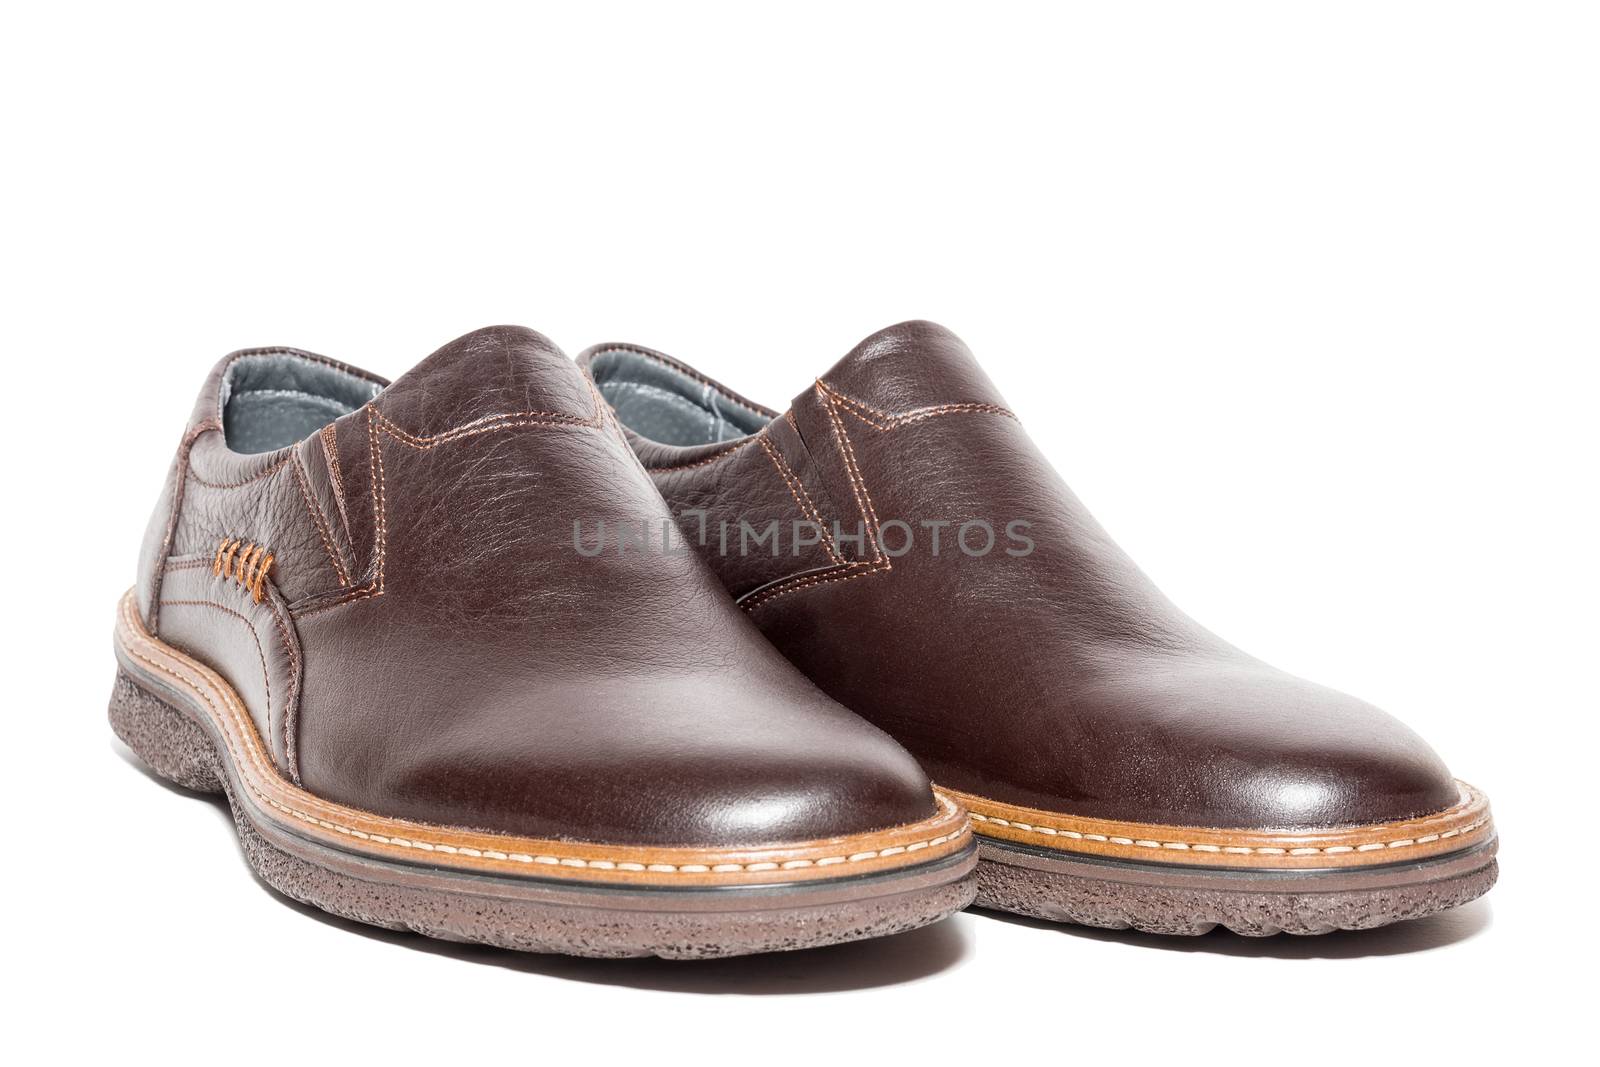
[289,451,349,587]
[740,381,1020,613]
[145,418,223,635]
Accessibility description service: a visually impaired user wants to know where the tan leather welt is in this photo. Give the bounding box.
[936,783,1492,870]
[116,592,970,887]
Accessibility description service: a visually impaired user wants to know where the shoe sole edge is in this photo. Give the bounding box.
[110,591,978,958]
[971,834,1496,935]
[937,782,1497,936]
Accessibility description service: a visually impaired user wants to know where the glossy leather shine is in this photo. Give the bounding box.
[133,326,937,846]
[579,322,1463,830]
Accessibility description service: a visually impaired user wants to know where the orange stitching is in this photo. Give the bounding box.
[819,386,887,564]
[758,435,843,565]
[813,379,1016,430]
[336,400,604,608]
[219,540,241,578]
[742,562,884,611]
[740,387,895,612]
[157,559,302,780]
[290,452,349,587]
[145,353,367,627]
[252,554,275,604]
[817,385,894,430]
[290,586,382,618]
[238,545,262,589]
[286,413,388,618]
[739,384,1013,613]
[212,538,276,605]
[319,423,355,542]
[894,403,1015,426]
[368,409,388,592]
[738,393,904,611]
[372,408,598,450]
[288,401,612,621]
[820,395,874,553]
[261,588,302,781]
[120,593,971,874]
[386,415,597,449]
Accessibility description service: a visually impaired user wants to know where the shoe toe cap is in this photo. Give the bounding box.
[1067,663,1463,829]
[341,674,940,847]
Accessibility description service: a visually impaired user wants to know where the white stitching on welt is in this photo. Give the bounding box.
[966,808,1490,855]
[120,601,968,872]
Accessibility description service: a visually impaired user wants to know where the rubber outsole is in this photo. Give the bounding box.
[972,835,1498,936]
[110,667,979,959]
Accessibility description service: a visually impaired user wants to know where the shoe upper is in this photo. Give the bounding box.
[578,321,1464,830]
[132,326,937,845]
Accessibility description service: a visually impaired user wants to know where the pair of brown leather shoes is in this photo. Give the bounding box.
[113,323,1496,957]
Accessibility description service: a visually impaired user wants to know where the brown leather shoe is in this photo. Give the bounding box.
[113,325,976,959]
[577,322,1498,936]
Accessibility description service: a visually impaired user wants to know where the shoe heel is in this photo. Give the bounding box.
[109,667,224,794]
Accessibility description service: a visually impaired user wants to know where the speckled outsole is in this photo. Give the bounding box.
[973,835,1498,936]
[108,665,978,959]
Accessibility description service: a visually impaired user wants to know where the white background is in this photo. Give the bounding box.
[5,2,1595,1062]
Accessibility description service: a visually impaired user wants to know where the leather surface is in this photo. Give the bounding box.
[154,560,304,772]
[132,326,936,846]
[577,322,1464,831]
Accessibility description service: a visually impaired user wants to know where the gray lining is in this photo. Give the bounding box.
[588,349,769,447]
[221,354,382,454]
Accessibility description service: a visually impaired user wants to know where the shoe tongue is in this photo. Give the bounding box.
[375,325,595,434]
[806,320,1011,414]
